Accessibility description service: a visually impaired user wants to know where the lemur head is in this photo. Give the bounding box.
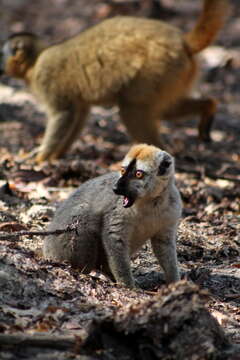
[0,32,46,78]
[113,144,175,208]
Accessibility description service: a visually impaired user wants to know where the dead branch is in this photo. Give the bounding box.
[176,165,240,183]
[0,223,78,241]
[0,333,77,349]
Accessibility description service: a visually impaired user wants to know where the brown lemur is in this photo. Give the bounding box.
[0,0,230,162]
[43,144,182,288]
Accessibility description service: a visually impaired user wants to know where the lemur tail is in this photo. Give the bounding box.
[184,0,230,54]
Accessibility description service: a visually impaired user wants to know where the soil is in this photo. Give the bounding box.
[0,1,239,359]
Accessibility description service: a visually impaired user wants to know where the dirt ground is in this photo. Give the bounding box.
[0,1,239,359]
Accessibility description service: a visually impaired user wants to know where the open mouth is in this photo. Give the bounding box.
[123,196,135,208]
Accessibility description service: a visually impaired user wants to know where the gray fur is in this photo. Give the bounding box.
[43,149,182,288]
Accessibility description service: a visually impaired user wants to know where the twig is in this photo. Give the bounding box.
[0,333,77,349]
[177,165,240,183]
[0,224,78,241]
[205,172,240,183]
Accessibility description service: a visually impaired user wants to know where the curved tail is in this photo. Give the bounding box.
[184,0,230,55]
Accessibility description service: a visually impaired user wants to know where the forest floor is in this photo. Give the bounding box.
[0,1,239,359]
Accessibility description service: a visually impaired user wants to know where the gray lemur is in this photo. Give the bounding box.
[43,144,182,287]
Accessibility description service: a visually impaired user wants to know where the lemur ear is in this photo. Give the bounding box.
[158,154,171,176]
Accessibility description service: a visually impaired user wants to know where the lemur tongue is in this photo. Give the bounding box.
[123,197,129,207]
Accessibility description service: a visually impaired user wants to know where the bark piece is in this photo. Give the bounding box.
[82,281,234,360]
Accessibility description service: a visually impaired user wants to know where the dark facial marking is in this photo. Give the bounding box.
[124,159,136,176]
[113,159,137,207]
[158,155,171,176]
[114,158,136,194]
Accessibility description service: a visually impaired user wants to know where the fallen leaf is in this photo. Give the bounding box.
[0,222,28,232]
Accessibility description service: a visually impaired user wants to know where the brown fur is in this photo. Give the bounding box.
[126,144,159,162]
[0,0,230,162]
[184,0,230,54]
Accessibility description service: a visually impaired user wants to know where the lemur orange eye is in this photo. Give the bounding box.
[135,170,144,179]
[120,167,126,176]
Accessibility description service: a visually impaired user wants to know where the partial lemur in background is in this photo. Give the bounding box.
[0,0,230,162]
